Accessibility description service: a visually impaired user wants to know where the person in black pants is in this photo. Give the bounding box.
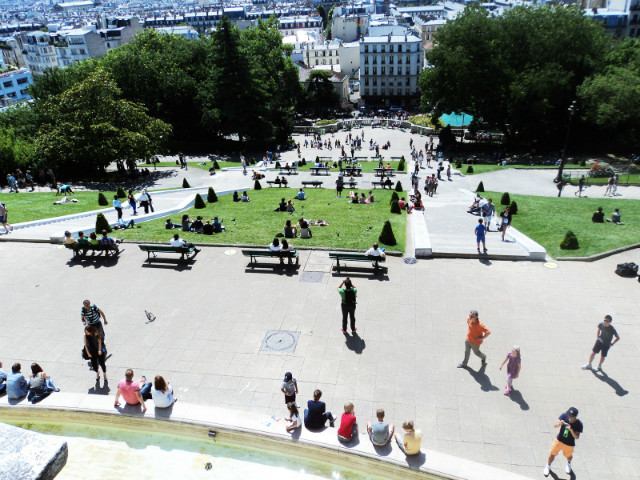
[84,325,107,380]
[304,389,334,429]
[338,278,357,333]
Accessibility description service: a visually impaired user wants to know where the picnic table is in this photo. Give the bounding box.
[374,167,395,178]
[341,166,362,177]
[310,166,331,176]
[278,166,298,175]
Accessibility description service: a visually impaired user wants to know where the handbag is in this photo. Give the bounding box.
[82,348,89,360]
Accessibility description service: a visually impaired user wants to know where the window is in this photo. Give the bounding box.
[373,67,377,75]
[389,55,394,64]
[399,45,404,53]
[364,45,368,53]
[79,49,86,55]
[17,78,28,85]
[382,67,385,75]
[406,56,410,64]
[390,67,394,75]
[365,67,369,75]
[364,57,369,65]
[364,78,369,86]
[406,78,410,86]
[364,87,369,95]
[373,78,377,86]
[3,81,13,88]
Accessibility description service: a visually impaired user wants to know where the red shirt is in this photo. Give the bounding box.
[338,413,357,439]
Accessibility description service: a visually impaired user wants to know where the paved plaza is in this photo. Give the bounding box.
[1,127,639,479]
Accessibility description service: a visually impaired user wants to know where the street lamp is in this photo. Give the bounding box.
[556,101,577,183]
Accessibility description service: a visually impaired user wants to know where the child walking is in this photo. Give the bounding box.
[499,345,521,395]
[475,218,487,254]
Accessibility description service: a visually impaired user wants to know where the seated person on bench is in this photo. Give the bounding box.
[365,242,386,259]
[280,176,288,187]
[89,232,99,245]
[78,232,89,245]
[99,230,120,251]
[383,178,393,189]
[64,231,77,245]
[280,239,296,264]
[592,207,604,223]
[170,233,200,252]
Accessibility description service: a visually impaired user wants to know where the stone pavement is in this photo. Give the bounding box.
[1,240,639,479]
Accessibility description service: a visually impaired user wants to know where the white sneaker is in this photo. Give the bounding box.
[543,465,550,477]
[566,463,572,474]
[595,366,602,372]
[581,363,592,370]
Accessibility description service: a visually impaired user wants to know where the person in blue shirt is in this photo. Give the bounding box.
[475,218,487,254]
[296,188,306,200]
[0,361,7,394]
[113,196,123,220]
[7,363,29,400]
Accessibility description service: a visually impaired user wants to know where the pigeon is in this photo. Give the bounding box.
[145,310,156,324]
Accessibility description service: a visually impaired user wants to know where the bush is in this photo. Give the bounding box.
[300,158,306,165]
[501,192,511,205]
[397,157,406,172]
[476,181,485,193]
[95,213,111,233]
[560,231,579,250]
[116,186,126,198]
[182,178,191,188]
[390,200,402,214]
[254,179,262,191]
[194,193,206,209]
[466,165,474,174]
[456,161,462,169]
[509,201,518,215]
[390,191,399,204]
[98,192,108,206]
[213,160,220,170]
[207,187,218,203]
[580,159,586,167]
[378,220,397,246]
[275,161,281,168]
[315,156,320,163]
[395,181,403,192]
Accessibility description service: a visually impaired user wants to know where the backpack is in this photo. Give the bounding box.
[615,262,638,277]
[344,288,356,305]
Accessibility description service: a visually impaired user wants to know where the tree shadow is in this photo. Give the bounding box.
[88,378,111,396]
[344,332,366,354]
[506,389,529,410]
[464,364,500,392]
[591,370,628,396]
[79,169,178,192]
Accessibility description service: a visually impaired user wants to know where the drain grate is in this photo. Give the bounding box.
[260,330,301,353]
[299,271,325,283]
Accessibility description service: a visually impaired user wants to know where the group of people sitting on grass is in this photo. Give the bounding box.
[63,230,122,252]
[592,207,624,225]
[348,191,376,204]
[1,361,60,404]
[167,215,225,234]
[232,191,251,202]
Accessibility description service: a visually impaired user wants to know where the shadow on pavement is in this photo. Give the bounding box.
[154,404,175,419]
[244,264,300,276]
[465,364,500,392]
[88,378,111,396]
[344,332,366,354]
[478,258,492,266]
[67,253,121,268]
[330,271,390,281]
[506,389,529,410]
[549,469,577,480]
[405,451,427,468]
[372,441,393,457]
[141,258,195,271]
[591,370,628,396]
[114,403,147,416]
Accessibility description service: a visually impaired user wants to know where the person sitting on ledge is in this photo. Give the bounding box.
[592,207,604,223]
[304,389,334,429]
[367,409,395,447]
[7,363,29,400]
[394,420,422,456]
[606,208,624,225]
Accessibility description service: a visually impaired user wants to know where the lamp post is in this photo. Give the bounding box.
[556,101,577,183]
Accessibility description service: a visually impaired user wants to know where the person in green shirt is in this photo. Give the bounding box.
[337,278,357,333]
[77,231,89,245]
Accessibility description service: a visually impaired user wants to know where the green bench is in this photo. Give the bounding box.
[302,181,323,188]
[241,249,299,268]
[65,243,119,258]
[138,244,197,262]
[329,252,386,273]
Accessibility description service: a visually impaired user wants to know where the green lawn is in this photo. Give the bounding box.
[460,164,583,175]
[0,191,114,224]
[111,188,407,252]
[484,191,640,258]
[565,175,640,186]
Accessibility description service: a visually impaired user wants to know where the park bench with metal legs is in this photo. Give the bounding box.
[65,243,120,258]
[302,181,323,188]
[329,252,386,273]
[138,244,197,262]
[241,249,299,268]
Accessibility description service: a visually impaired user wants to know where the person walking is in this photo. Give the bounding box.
[0,202,13,234]
[457,310,491,368]
[475,218,487,254]
[482,198,496,231]
[84,324,107,380]
[338,278,357,333]
[113,195,123,220]
[127,190,137,216]
[575,175,585,197]
[281,372,298,405]
[499,206,512,242]
[81,300,108,341]
[138,189,150,214]
[543,407,582,477]
[581,315,620,372]
[498,345,521,395]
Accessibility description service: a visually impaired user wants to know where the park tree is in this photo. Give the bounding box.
[34,70,172,176]
[303,70,340,116]
[317,5,328,28]
[420,4,608,148]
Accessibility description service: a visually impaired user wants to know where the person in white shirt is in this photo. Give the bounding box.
[170,233,200,252]
[269,238,281,251]
[285,402,302,432]
[150,375,176,408]
[365,242,386,258]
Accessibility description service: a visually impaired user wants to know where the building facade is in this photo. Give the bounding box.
[0,68,33,107]
[23,31,58,74]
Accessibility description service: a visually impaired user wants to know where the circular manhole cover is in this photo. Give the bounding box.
[544,262,558,269]
[264,331,298,351]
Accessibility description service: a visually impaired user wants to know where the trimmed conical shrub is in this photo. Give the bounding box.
[300,158,306,165]
[98,192,108,206]
[378,220,397,246]
[397,157,406,172]
[390,200,401,214]
[194,193,206,209]
[466,165,474,174]
[207,187,218,203]
[390,191,399,204]
[476,181,485,193]
[509,201,518,215]
[213,160,220,170]
[182,178,191,188]
[275,161,281,168]
[560,231,579,250]
[116,186,126,198]
[394,181,403,192]
[95,213,111,233]
[254,179,262,190]
[455,161,462,169]
[501,192,511,205]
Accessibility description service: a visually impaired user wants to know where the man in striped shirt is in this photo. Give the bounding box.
[81,300,108,340]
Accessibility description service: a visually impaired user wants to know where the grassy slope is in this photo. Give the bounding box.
[484,191,640,258]
[0,191,114,224]
[460,164,583,175]
[111,188,407,252]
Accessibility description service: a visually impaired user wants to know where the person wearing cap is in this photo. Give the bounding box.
[543,407,583,476]
[457,310,491,369]
[582,315,620,372]
[281,372,298,405]
[499,345,521,395]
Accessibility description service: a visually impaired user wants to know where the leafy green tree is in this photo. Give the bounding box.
[317,5,328,29]
[34,70,171,176]
[303,70,339,116]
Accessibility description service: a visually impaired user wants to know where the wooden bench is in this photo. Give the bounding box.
[266,181,286,187]
[372,181,393,189]
[302,181,323,188]
[341,167,362,177]
[138,244,197,262]
[241,249,299,267]
[65,243,119,258]
[310,167,331,176]
[337,180,357,189]
[329,252,386,273]
[278,167,298,175]
[374,168,396,178]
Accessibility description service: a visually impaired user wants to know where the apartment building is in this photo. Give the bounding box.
[359,33,423,107]
[55,27,106,68]
[23,31,58,74]
[0,68,33,107]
